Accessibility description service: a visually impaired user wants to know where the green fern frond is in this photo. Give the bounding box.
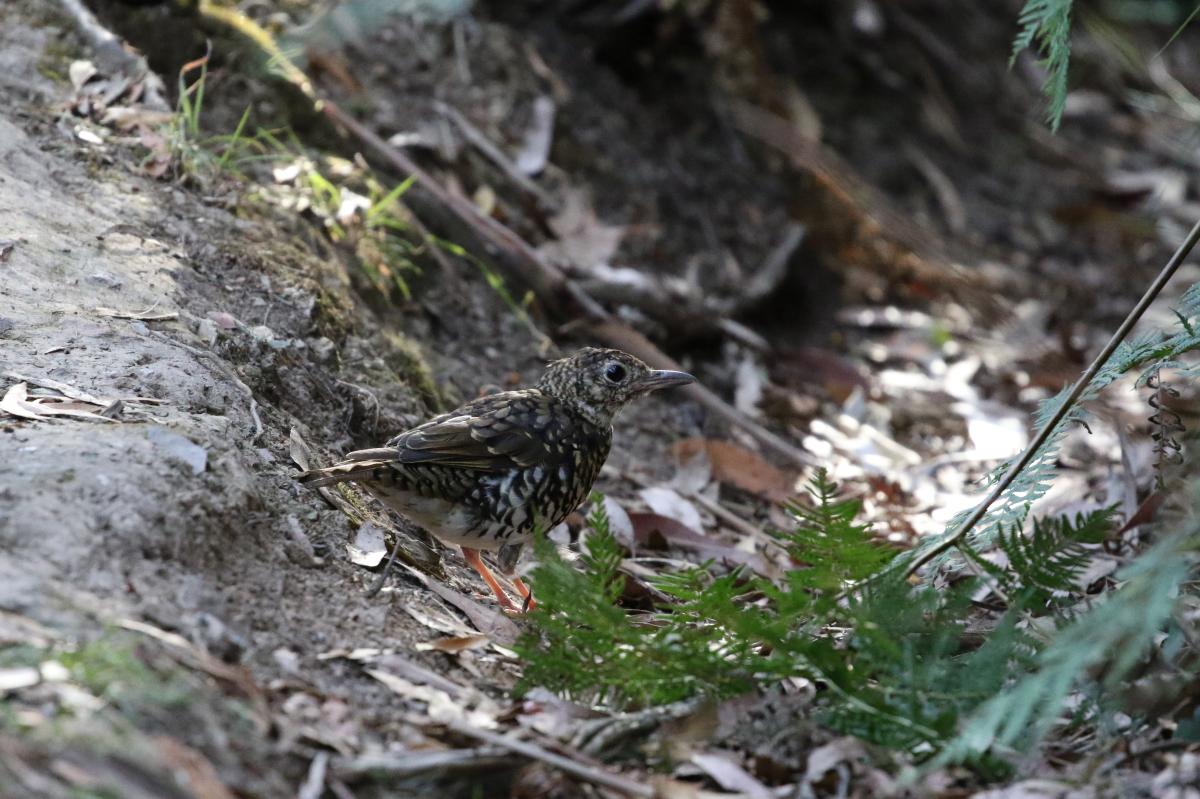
[933,526,1197,765]
[779,469,898,593]
[1012,0,1075,129]
[998,508,1114,600]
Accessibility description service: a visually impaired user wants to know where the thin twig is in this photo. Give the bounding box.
[435,100,559,211]
[443,721,655,798]
[899,217,1200,581]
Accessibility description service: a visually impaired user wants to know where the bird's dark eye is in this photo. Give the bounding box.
[604,363,627,383]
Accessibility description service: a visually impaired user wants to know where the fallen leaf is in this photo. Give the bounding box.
[208,311,239,330]
[68,60,97,92]
[95,305,178,321]
[690,751,773,799]
[628,512,768,574]
[396,562,520,646]
[366,669,498,728]
[336,189,372,224]
[288,427,314,471]
[674,439,794,502]
[5,372,105,405]
[1,383,43,420]
[515,95,556,176]
[99,106,174,131]
[804,737,867,785]
[372,653,470,697]
[347,522,387,568]
[402,605,475,637]
[771,346,871,403]
[733,355,765,417]
[671,446,713,495]
[139,127,172,178]
[0,611,59,648]
[415,634,490,654]
[602,495,635,548]
[277,692,361,756]
[538,187,624,269]
[298,751,329,799]
[23,396,117,422]
[639,486,704,531]
[517,687,603,739]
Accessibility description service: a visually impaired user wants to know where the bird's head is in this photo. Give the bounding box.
[537,347,695,425]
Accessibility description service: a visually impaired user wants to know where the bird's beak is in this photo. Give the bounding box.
[632,369,696,393]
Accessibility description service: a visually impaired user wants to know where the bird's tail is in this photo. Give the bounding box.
[296,448,398,488]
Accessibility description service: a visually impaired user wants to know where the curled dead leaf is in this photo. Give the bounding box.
[674,438,795,502]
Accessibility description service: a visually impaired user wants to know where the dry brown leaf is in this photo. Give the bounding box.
[628,512,769,575]
[674,438,794,502]
[415,634,490,654]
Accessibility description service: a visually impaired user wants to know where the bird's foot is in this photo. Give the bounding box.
[462,546,529,615]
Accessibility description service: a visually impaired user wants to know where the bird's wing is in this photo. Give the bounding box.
[351,390,566,472]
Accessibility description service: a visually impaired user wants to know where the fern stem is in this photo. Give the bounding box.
[898,216,1200,582]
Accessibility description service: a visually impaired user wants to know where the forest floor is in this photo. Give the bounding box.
[2,0,1200,797]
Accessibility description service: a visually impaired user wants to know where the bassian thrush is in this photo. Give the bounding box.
[298,348,694,612]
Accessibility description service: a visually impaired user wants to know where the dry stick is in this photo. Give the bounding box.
[444,721,655,799]
[900,217,1200,581]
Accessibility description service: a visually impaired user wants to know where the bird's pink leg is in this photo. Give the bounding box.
[461,547,520,613]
